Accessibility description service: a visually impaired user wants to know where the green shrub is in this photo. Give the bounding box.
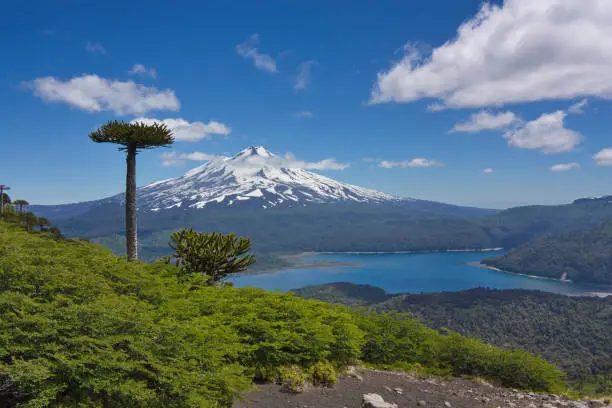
[308,360,337,386]
[0,222,569,407]
[277,365,306,393]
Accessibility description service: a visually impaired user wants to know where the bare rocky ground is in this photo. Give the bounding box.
[233,367,611,408]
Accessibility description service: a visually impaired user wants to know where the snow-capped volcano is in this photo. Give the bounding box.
[135,146,401,211]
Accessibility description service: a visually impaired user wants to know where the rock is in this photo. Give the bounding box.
[416,401,427,406]
[361,393,398,408]
[346,366,363,381]
[393,387,403,395]
[481,397,491,403]
[383,386,392,392]
[444,402,451,408]
[542,404,555,408]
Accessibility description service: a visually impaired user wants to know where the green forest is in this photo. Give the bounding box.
[294,283,612,396]
[483,219,612,285]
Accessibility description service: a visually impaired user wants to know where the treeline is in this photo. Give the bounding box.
[483,219,612,285]
[294,283,612,396]
[0,185,63,238]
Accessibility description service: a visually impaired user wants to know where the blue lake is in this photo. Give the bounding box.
[232,251,612,296]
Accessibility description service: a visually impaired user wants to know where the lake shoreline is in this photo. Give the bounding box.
[234,252,361,277]
[466,261,612,298]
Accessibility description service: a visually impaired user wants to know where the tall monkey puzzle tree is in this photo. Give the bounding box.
[89,121,174,261]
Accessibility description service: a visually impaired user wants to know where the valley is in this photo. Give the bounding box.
[31,147,612,286]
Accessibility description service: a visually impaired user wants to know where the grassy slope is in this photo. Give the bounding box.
[0,222,567,407]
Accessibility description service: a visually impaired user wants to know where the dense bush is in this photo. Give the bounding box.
[0,223,567,407]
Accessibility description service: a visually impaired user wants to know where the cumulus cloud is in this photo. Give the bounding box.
[503,111,581,153]
[371,0,612,109]
[86,41,106,54]
[131,118,231,142]
[26,74,180,115]
[379,158,444,168]
[568,99,589,114]
[236,34,277,73]
[594,148,612,166]
[161,151,219,166]
[483,168,494,174]
[294,110,314,118]
[162,150,348,170]
[549,162,580,172]
[294,61,316,91]
[450,111,519,133]
[128,64,157,79]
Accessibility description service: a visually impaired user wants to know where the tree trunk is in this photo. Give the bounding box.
[125,144,138,261]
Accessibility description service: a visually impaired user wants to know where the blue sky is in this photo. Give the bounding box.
[1,0,612,209]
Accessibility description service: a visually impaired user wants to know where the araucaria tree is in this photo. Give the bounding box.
[13,199,29,214]
[89,121,174,261]
[166,228,256,285]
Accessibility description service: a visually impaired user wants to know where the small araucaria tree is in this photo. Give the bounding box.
[13,199,29,214]
[166,228,256,286]
[89,121,174,262]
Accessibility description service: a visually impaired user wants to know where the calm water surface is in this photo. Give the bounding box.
[232,251,612,296]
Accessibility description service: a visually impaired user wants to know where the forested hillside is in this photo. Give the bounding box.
[32,196,612,278]
[294,283,612,396]
[483,219,612,285]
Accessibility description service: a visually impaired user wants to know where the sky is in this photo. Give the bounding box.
[1,0,612,209]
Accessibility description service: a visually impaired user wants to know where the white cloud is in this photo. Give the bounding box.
[549,162,580,172]
[128,64,157,79]
[161,151,219,166]
[503,110,581,153]
[483,168,494,174]
[236,34,277,73]
[27,74,180,115]
[594,148,612,166]
[379,158,444,168]
[162,150,348,170]
[294,61,316,91]
[294,111,314,118]
[450,111,518,133]
[132,118,231,142]
[371,0,612,109]
[86,41,106,54]
[568,99,588,114]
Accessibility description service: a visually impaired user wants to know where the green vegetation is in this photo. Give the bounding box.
[89,120,175,261]
[164,228,255,284]
[294,283,612,396]
[483,219,612,285]
[0,222,568,407]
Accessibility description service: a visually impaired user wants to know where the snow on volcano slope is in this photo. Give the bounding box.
[134,146,402,211]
